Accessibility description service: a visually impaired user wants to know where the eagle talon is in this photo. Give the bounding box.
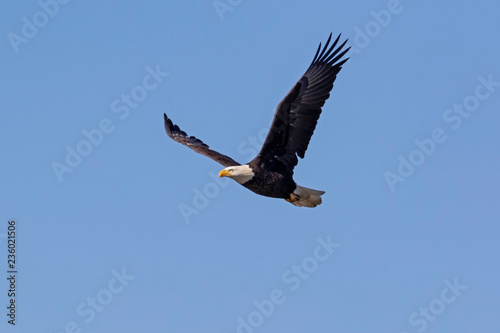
[288,193,300,202]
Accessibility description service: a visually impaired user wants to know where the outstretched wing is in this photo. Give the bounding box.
[164,113,240,167]
[255,33,350,170]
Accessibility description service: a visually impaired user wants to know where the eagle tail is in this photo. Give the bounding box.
[286,185,325,207]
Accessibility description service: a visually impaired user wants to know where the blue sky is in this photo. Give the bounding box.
[1,0,500,332]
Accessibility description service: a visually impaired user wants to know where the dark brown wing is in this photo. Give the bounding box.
[164,113,240,167]
[255,33,350,171]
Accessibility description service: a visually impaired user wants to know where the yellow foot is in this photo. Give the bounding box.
[286,193,300,203]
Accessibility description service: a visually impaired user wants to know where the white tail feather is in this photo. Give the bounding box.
[286,185,325,207]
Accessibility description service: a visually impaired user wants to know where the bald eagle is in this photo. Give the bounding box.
[164,33,349,207]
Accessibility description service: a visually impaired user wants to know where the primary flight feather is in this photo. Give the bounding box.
[164,33,350,207]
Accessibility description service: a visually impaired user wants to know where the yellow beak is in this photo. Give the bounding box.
[219,169,232,178]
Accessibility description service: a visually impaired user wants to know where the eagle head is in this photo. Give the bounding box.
[219,165,255,184]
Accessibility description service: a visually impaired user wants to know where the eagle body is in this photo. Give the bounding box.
[243,161,296,199]
[164,33,350,207]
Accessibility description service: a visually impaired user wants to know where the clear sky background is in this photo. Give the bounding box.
[1,1,499,332]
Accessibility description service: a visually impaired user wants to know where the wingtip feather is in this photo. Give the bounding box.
[164,113,173,136]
